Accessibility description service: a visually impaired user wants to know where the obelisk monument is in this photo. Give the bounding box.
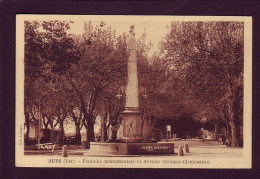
[118,25,142,142]
[90,26,174,156]
[126,25,139,110]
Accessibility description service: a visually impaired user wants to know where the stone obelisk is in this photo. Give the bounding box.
[118,25,142,142]
[126,25,139,110]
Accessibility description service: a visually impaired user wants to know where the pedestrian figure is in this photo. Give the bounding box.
[222,135,226,145]
[127,122,134,140]
[217,136,222,145]
[63,136,67,145]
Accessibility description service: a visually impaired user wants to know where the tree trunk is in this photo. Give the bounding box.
[214,124,218,140]
[43,123,48,129]
[24,112,30,143]
[42,116,49,129]
[141,109,145,138]
[104,127,108,141]
[227,80,242,148]
[25,122,30,140]
[87,121,95,144]
[84,126,90,148]
[229,99,240,148]
[49,119,54,129]
[234,86,242,146]
[79,96,94,148]
[75,123,81,145]
[100,116,104,142]
[59,122,64,145]
[230,122,239,147]
[111,130,117,141]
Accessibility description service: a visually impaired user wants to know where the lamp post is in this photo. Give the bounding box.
[37,99,42,144]
[115,87,124,139]
[141,88,148,138]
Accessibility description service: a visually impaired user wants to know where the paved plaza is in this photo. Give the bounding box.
[25,140,243,158]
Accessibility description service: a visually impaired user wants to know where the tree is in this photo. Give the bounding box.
[69,107,84,145]
[24,20,81,144]
[101,85,125,141]
[60,22,128,146]
[160,21,244,147]
[100,31,154,141]
[24,21,43,141]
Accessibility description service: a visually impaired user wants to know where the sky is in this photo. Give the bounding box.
[18,15,248,56]
[67,16,172,56]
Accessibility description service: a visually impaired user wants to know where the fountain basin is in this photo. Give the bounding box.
[89,142,175,156]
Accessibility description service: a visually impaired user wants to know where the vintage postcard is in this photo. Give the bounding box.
[16,15,252,168]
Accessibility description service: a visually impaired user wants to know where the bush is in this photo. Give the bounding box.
[24,138,37,146]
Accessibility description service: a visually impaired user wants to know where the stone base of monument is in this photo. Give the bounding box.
[89,142,175,156]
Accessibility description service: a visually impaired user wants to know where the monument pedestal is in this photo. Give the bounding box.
[117,109,142,142]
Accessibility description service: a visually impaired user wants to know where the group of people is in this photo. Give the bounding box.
[218,134,231,145]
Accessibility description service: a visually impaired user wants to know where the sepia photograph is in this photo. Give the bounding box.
[15,15,252,168]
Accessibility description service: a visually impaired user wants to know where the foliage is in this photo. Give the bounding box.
[24,20,244,147]
[159,21,244,146]
[24,20,80,143]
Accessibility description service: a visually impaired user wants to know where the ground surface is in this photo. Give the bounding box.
[24,140,243,158]
[169,140,243,158]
